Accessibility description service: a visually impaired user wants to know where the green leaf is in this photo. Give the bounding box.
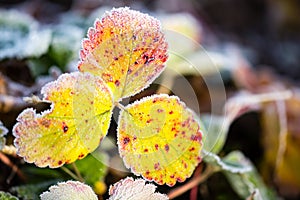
[40,181,97,200]
[27,56,54,77]
[0,121,8,150]
[201,114,229,154]
[0,191,19,200]
[21,166,66,183]
[72,149,108,185]
[10,181,58,200]
[222,151,277,200]
[48,24,84,68]
[203,151,252,173]
[0,9,51,59]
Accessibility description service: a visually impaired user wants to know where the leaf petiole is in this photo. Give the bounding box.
[115,102,126,111]
[61,166,83,182]
[167,164,216,199]
[71,163,84,182]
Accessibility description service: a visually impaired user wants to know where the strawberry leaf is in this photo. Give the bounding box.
[13,72,113,168]
[117,94,202,186]
[108,177,168,200]
[0,191,19,200]
[78,7,168,100]
[40,181,97,200]
[0,121,8,150]
[222,151,276,200]
[0,9,51,59]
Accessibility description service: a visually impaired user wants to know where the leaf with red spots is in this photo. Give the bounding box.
[117,94,203,186]
[108,177,168,200]
[13,72,113,168]
[78,7,168,100]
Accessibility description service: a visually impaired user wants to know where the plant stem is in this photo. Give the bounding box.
[61,166,81,181]
[0,152,26,182]
[167,165,215,199]
[190,165,202,200]
[115,102,126,111]
[275,100,288,175]
[72,163,84,182]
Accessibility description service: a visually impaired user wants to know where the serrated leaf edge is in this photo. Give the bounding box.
[117,93,203,185]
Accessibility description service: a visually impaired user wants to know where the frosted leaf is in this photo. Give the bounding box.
[13,72,113,168]
[40,181,97,200]
[108,177,168,200]
[79,7,168,100]
[0,121,8,150]
[118,94,202,186]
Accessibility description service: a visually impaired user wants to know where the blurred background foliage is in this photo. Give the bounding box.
[0,0,300,199]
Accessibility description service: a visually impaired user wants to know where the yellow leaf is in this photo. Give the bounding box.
[261,97,300,194]
[78,7,168,100]
[13,72,113,168]
[117,94,202,186]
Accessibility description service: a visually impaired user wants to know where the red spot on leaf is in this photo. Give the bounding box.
[157,109,163,113]
[65,160,71,164]
[145,57,154,64]
[177,177,184,182]
[191,134,202,141]
[160,55,168,62]
[154,162,160,170]
[62,122,68,133]
[40,119,51,128]
[143,54,148,60]
[144,148,148,152]
[189,147,195,152]
[123,137,130,145]
[164,144,169,152]
[58,160,62,165]
[78,153,85,159]
[115,80,120,86]
[103,73,113,82]
[183,162,187,168]
[169,111,173,114]
[127,68,132,74]
[146,119,153,123]
[197,156,202,162]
